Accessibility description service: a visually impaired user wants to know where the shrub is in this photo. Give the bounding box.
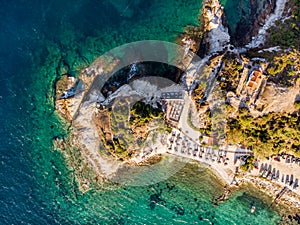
[240,156,255,171]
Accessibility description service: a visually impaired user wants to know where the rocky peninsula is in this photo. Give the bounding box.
[54,0,300,221]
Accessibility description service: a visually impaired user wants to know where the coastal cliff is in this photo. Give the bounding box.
[229,0,277,46]
[200,0,230,54]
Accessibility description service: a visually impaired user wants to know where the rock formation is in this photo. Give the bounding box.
[201,0,230,54]
[246,0,288,48]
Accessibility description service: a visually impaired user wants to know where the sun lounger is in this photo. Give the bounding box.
[276,170,280,180]
[286,175,289,184]
[293,178,298,190]
[290,175,294,186]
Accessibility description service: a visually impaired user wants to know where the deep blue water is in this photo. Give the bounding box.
[0,1,281,224]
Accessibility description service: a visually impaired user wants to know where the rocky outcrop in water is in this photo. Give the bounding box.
[55,75,79,121]
[200,0,230,55]
[200,0,289,49]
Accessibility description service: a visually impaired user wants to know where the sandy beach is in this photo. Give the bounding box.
[158,116,300,214]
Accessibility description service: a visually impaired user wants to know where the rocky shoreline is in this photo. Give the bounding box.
[239,176,300,224]
[201,158,300,223]
[239,175,300,211]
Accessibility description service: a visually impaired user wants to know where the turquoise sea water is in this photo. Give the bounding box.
[0,0,282,224]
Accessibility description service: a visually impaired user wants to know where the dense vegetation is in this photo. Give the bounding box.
[192,83,205,111]
[240,156,255,171]
[130,101,164,126]
[226,109,300,157]
[218,56,243,92]
[191,48,300,158]
[267,49,300,86]
[107,98,171,160]
[108,101,135,159]
[295,100,300,109]
[192,54,244,111]
[130,101,172,139]
[267,0,300,49]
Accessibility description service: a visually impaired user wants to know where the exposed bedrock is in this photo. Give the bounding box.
[226,0,277,46]
[199,0,231,56]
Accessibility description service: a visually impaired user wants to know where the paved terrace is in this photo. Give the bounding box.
[165,128,251,184]
[250,156,300,195]
[162,92,252,184]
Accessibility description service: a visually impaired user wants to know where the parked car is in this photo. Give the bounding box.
[274,157,280,162]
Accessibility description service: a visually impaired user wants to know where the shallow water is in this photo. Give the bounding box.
[0,0,282,224]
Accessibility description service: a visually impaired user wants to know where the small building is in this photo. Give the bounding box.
[246,69,267,105]
[247,70,263,90]
[160,86,185,127]
[202,135,217,146]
